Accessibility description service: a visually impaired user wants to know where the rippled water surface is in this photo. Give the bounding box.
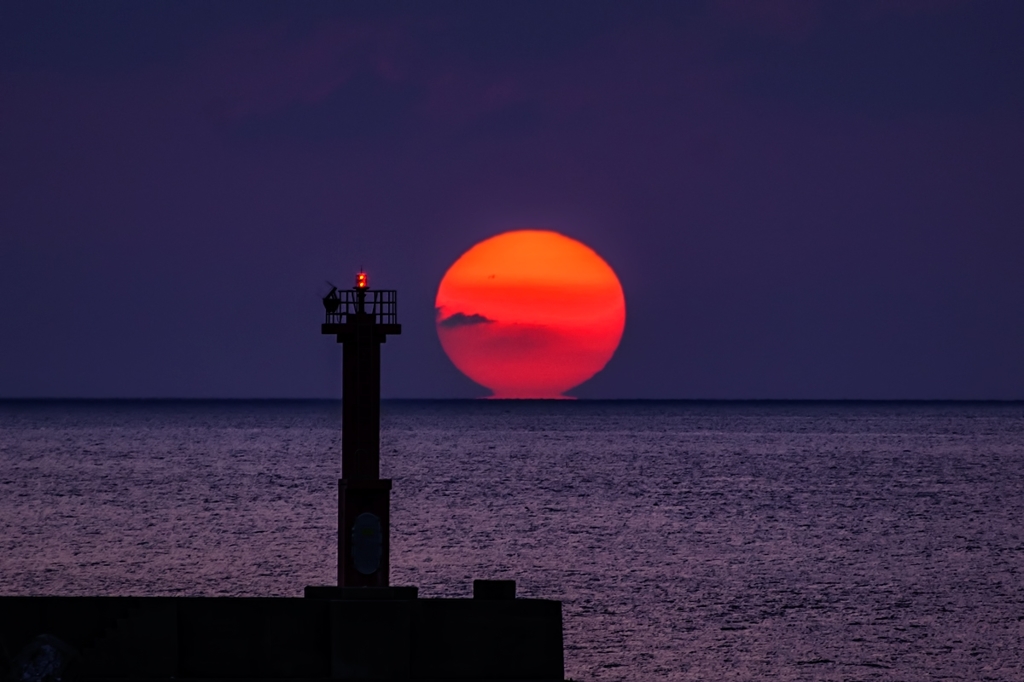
[2,400,1023,681]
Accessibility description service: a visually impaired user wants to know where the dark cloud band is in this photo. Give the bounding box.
[438,312,494,328]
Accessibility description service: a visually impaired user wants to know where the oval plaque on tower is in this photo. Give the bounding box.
[351,512,383,575]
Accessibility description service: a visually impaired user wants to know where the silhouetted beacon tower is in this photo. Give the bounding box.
[322,272,400,587]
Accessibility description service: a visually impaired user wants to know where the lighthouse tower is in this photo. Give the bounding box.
[321,271,401,587]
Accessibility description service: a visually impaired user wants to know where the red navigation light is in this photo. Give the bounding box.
[355,271,368,289]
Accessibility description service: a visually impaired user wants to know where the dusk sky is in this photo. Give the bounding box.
[1,1,1022,399]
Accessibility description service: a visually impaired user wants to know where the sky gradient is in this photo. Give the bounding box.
[1,1,1022,399]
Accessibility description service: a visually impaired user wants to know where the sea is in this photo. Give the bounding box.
[1,400,1022,681]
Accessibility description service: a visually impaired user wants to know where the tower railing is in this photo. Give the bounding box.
[323,289,398,326]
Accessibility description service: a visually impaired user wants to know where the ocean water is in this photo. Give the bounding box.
[1,400,1023,681]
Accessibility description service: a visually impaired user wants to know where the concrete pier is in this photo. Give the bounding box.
[0,584,564,680]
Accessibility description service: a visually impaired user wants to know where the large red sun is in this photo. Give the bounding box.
[436,230,626,398]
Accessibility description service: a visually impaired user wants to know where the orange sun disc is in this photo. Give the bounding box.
[435,229,626,398]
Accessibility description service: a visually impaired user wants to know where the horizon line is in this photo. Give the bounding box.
[1,397,1022,404]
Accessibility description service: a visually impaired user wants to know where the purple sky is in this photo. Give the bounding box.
[1,1,1022,399]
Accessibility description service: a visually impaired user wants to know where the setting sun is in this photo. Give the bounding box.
[436,230,626,398]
